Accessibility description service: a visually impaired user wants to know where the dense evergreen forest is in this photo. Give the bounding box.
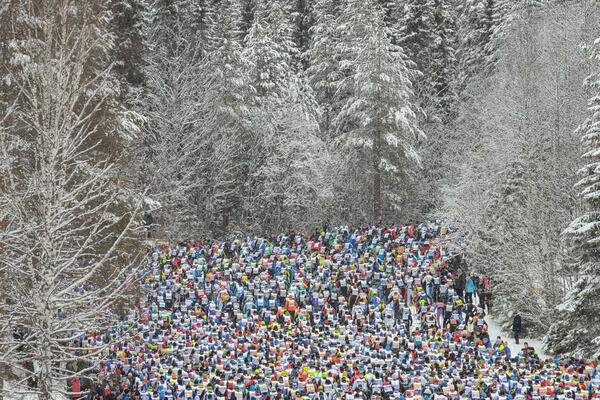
[1,0,600,357]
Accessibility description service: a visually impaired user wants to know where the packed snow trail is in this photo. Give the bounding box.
[462,291,550,360]
[484,314,549,360]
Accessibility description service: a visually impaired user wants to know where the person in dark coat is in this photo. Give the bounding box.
[455,272,466,300]
[512,313,522,344]
[143,211,153,239]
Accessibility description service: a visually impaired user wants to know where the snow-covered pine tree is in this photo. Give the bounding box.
[547,36,600,357]
[135,0,208,238]
[306,0,343,137]
[430,0,459,117]
[484,0,548,73]
[404,0,459,217]
[240,0,257,38]
[335,0,424,222]
[454,0,497,96]
[242,0,333,232]
[453,0,548,97]
[199,0,255,234]
[291,0,314,70]
[243,0,298,100]
[377,0,399,34]
[140,0,213,62]
[242,0,301,229]
[394,0,436,110]
[393,0,460,117]
[0,1,144,398]
[108,0,148,102]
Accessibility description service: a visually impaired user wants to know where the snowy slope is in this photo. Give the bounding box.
[485,314,550,360]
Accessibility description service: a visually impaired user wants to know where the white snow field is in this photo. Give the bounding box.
[2,382,68,400]
[485,314,550,360]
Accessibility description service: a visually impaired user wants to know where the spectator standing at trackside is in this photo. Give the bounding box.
[465,275,476,304]
[143,211,153,239]
[472,274,480,302]
[479,278,492,312]
[512,312,522,344]
[455,272,466,300]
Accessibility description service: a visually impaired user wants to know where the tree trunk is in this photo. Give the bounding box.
[373,41,383,223]
[0,361,4,400]
[222,208,229,234]
[373,128,382,222]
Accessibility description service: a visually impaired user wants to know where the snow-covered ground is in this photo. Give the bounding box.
[2,382,68,400]
[485,313,550,360]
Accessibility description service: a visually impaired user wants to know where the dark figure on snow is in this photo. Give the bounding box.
[143,211,153,239]
[455,272,466,300]
[512,313,522,344]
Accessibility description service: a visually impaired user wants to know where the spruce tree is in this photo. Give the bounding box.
[430,0,459,116]
[200,0,253,233]
[291,0,314,69]
[336,0,423,221]
[455,0,498,96]
[395,0,436,108]
[306,0,343,137]
[243,0,298,101]
[485,0,547,73]
[242,0,331,232]
[108,0,148,101]
[392,0,460,117]
[136,0,208,237]
[547,36,600,356]
[240,0,256,38]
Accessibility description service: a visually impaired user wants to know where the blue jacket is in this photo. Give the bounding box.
[466,279,476,293]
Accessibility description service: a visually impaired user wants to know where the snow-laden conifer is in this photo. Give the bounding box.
[548,36,600,357]
[336,0,424,221]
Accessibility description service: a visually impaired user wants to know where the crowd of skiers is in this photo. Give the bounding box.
[82,223,600,400]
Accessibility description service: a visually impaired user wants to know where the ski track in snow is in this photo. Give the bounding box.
[485,313,550,360]
[466,293,549,360]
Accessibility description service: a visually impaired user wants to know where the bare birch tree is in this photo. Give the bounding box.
[0,1,144,399]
